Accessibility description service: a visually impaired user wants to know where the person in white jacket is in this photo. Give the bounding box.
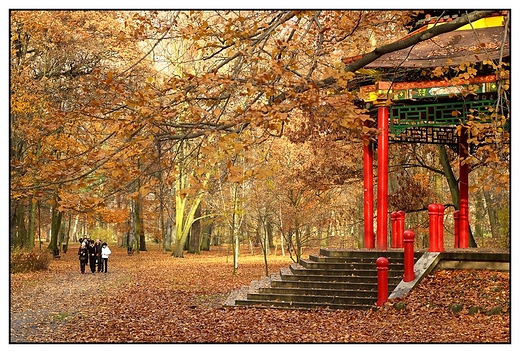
[101,242,112,273]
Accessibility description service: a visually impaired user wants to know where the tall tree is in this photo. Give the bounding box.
[11,10,509,255]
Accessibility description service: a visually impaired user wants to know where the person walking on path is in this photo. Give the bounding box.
[88,239,98,274]
[95,239,103,272]
[78,243,88,274]
[101,242,111,273]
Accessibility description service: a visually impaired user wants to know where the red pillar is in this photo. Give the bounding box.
[376,257,389,306]
[459,199,469,248]
[377,106,389,250]
[363,125,374,249]
[390,211,397,248]
[437,204,445,252]
[454,210,460,248]
[459,126,469,248]
[396,210,405,248]
[428,203,439,252]
[403,230,415,282]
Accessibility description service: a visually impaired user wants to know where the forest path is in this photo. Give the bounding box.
[10,251,131,342]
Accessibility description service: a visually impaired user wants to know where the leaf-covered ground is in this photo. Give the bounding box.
[10,244,510,343]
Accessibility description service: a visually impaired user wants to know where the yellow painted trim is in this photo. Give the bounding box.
[426,15,504,31]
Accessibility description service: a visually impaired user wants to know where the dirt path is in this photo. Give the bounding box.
[10,251,131,342]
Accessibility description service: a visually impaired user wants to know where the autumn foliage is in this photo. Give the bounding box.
[10,10,510,257]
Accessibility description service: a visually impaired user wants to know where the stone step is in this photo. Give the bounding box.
[291,262,404,277]
[234,298,371,310]
[259,286,378,299]
[303,257,406,269]
[270,278,381,291]
[279,275,402,287]
[318,249,423,261]
[282,267,403,285]
[246,292,378,306]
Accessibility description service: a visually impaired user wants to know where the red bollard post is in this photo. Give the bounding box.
[376,257,389,306]
[454,210,460,248]
[428,203,439,252]
[437,204,445,252]
[403,230,416,282]
[391,211,397,248]
[396,210,405,248]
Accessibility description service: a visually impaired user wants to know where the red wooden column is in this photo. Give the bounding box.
[363,122,375,249]
[377,106,389,250]
[459,126,469,248]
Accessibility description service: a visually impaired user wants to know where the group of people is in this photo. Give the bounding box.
[78,237,111,274]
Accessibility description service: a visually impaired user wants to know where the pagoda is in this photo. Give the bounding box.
[343,10,510,250]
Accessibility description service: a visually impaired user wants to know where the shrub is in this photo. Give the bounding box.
[10,248,52,273]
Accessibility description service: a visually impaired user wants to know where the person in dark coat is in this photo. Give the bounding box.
[95,239,103,272]
[78,243,88,274]
[88,239,98,273]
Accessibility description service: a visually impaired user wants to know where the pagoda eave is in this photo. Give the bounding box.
[358,75,501,103]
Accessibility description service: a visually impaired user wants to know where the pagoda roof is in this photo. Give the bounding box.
[342,12,509,69]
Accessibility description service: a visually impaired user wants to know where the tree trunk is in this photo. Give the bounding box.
[13,202,28,249]
[49,204,62,254]
[170,140,209,258]
[136,158,146,252]
[200,222,211,251]
[483,188,500,239]
[230,184,239,272]
[267,221,274,248]
[128,199,136,251]
[63,211,72,253]
[172,241,184,257]
[261,221,269,277]
[438,145,477,247]
[139,215,146,251]
[28,196,36,251]
[72,213,79,242]
[157,140,165,246]
[474,191,485,247]
[188,203,202,254]
[164,215,173,252]
[134,196,141,253]
[294,221,302,263]
[439,145,459,207]
[232,207,238,272]
[10,200,18,247]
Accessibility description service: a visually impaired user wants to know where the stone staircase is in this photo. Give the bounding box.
[227,248,423,310]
